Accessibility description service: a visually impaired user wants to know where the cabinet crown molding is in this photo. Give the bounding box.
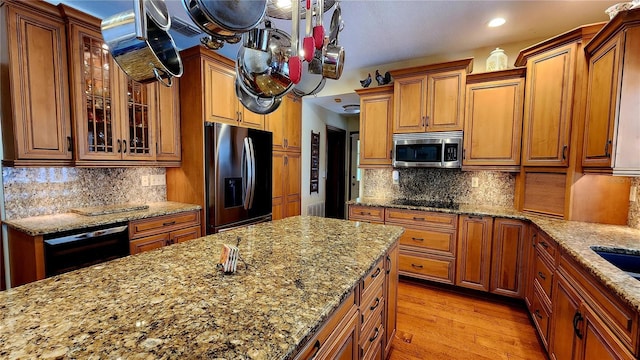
[389,58,473,78]
[585,8,640,54]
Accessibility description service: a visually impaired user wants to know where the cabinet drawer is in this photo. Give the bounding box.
[360,309,384,358]
[399,252,455,285]
[534,249,554,300]
[294,291,356,360]
[386,208,457,229]
[349,205,385,223]
[531,285,551,350]
[129,210,200,239]
[534,230,557,261]
[399,227,456,256]
[172,226,201,244]
[362,257,385,300]
[130,233,170,255]
[361,280,384,330]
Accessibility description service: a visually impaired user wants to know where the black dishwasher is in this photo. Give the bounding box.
[44,223,129,277]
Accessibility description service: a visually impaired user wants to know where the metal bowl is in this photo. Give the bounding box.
[235,78,282,115]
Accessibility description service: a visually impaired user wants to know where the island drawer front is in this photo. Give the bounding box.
[360,309,384,358]
[399,227,457,256]
[399,251,455,285]
[385,208,457,229]
[361,257,385,299]
[294,290,357,360]
[129,211,200,239]
[534,249,554,300]
[349,205,385,223]
[531,285,551,349]
[361,279,384,330]
[533,229,557,262]
[558,253,638,354]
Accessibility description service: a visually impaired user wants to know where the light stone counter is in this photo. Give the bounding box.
[349,198,640,312]
[3,201,201,236]
[0,216,403,359]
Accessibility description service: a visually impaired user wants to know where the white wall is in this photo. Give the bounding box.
[301,102,352,215]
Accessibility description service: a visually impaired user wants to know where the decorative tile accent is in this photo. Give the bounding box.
[629,177,640,230]
[2,167,166,220]
[362,168,515,207]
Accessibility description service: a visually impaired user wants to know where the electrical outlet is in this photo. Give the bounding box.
[150,174,164,186]
[141,175,149,187]
[630,186,638,202]
[471,177,479,188]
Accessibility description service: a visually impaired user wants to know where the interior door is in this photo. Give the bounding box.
[349,133,360,200]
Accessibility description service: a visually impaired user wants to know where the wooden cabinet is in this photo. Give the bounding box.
[384,242,398,357]
[582,9,640,175]
[1,0,72,166]
[348,205,385,224]
[266,94,302,152]
[490,218,527,298]
[385,208,458,285]
[203,54,264,129]
[355,85,393,168]
[463,69,525,170]
[390,58,472,133]
[455,215,493,291]
[272,151,301,220]
[129,210,201,255]
[1,228,4,291]
[155,80,181,162]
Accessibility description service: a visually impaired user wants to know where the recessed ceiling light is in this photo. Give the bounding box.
[488,17,506,28]
[343,104,360,114]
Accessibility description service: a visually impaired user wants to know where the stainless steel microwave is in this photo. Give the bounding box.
[392,131,463,168]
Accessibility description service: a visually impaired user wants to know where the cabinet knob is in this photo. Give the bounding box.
[537,271,546,280]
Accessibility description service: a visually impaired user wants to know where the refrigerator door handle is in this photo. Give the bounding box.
[247,137,256,210]
[242,137,252,210]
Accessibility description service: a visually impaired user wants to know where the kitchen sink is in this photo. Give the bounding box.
[590,246,640,280]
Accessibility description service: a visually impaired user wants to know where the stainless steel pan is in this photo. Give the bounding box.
[235,78,282,115]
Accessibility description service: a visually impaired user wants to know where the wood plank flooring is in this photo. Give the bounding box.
[388,279,548,360]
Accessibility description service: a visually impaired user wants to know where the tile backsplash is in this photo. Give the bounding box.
[362,168,515,207]
[2,167,166,220]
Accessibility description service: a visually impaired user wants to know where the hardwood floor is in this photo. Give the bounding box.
[388,278,548,360]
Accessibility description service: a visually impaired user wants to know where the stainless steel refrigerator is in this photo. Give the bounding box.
[205,123,272,234]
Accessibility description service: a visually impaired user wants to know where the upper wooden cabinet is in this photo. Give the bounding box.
[0,0,72,166]
[265,94,302,153]
[155,80,181,162]
[200,49,264,130]
[390,59,472,133]
[582,8,640,176]
[515,24,603,167]
[463,69,525,170]
[355,85,394,168]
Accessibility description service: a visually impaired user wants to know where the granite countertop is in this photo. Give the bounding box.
[0,216,404,359]
[3,201,202,236]
[349,198,640,313]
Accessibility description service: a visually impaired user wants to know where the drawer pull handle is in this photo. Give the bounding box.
[411,237,424,242]
[411,263,423,269]
[309,339,321,360]
[359,211,371,216]
[534,309,543,319]
[370,297,380,311]
[538,271,546,280]
[573,311,584,339]
[539,241,549,249]
[371,267,381,279]
[369,327,380,342]
[163,221,176,226]
[386,255,391,275]
[413,217,425,221]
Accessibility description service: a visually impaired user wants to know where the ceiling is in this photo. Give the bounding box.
[49,0,620,114]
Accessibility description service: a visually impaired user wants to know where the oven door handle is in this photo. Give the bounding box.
[44,225,128,246]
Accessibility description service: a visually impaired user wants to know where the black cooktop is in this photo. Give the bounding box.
[391,199,460,210]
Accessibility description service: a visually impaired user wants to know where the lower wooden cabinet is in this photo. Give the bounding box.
[456,215,493,291]
[319,310,360,360]
[384,242,399,356]
[348,205,385,224]
[129,210,201,255]
[490,218,527,298]
[272,151,301,220]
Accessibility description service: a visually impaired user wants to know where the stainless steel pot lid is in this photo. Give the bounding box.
[145,0,170,31]
[184,0,267,33]
[266,0,335,19]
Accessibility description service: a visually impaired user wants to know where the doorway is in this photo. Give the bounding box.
[348,132,360,200]
[325,126,346,219]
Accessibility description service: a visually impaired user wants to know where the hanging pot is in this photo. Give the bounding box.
[101,0,182,86]
[293,49,325,97]
[236,21,294,99]
[182,0,266,48]
[235,78,282,115]
[322,1,344,79]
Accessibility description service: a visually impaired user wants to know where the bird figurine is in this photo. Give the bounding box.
[375,70,392,85]
[360,73,372,88]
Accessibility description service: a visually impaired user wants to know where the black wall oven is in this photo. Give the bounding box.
[44,223,129,277]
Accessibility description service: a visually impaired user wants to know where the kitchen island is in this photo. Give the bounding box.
[0,216,403,359]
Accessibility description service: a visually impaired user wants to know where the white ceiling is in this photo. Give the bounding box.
[50,0,620,114]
